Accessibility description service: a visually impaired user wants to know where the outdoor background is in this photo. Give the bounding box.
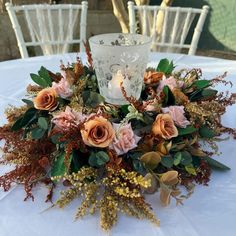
[0,0,236,61]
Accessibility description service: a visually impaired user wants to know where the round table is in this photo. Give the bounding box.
[0,53,236,236]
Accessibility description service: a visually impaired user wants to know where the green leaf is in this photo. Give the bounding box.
[199,126,216,138]
[193,80,211,89]
[132,159,146,173]
[96,151,109,166]
[70,150,83,173]
[51,153,72,178]
[22,99,34,107]
[38,66,52,86]
[173,152,182,166]
[156,59,174,74]
[201,89,217,98]
[140,152,161,170]
[38,117,48,130]
[82,91,105,108]
[185,164,197,175]
[88,151,109,167]
[30,73,48,88]
[178,126,198,136]
[161,155,174,168]
[31,127,46,139]
[189,89,203,101]
[189,88,217,102]
[11,107,37,131]
[180,151,192,166]
[162,85,175,106]
[204,156,230,171]
[120,105,130,116]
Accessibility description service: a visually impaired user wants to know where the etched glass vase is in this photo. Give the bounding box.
[89,33,151,105]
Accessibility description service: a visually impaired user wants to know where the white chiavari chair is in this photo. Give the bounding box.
[128,1,209,55]
[6,1,88,58]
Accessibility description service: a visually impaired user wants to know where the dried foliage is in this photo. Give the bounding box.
[52,167,159,230]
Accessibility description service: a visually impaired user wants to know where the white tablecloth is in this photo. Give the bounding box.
[0,53,236,236]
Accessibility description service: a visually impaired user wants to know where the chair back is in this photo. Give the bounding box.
[6,2,88,58]
[128,1,209,55]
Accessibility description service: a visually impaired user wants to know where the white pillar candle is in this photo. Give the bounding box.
[108,70,128,100]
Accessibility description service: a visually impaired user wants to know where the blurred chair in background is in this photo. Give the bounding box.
[5,1,88,58]
[128,1,209,55]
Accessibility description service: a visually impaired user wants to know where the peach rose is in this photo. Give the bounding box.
[81,116,115,148]
[152,114,178,140]
[34,88,58,111]
[162,106,190,128]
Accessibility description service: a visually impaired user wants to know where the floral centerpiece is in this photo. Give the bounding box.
[0,47,235,230]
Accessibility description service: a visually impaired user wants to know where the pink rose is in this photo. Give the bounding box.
[52,106,85,131]
[52,77,73,99]
[162,106,190,128]
[110,123,141,155]
[157,76,184,93]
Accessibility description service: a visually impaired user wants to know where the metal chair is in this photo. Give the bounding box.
[128,1,209,55]
[5,2,88,58]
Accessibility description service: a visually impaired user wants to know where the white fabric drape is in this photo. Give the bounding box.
[23,8,80,55]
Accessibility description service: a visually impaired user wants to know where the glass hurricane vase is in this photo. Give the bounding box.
[89,33,151,105]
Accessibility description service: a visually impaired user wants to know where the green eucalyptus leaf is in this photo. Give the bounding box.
[88,152,97,167]
[204,156,230,171]
[82,91,105,108]
[88,151,109,167]
[132,159,146,173]
[173,152,182,166]
[30,73,48,88]
[161,155,174,168]
[178,126,198,136]
[38,117,48,130]
[31,127,46,139]
[180,151,192,166]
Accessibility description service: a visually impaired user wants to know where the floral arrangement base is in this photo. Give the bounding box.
[0,49,235,231]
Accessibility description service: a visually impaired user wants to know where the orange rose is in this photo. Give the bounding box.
[81,116,115,148]
[34,88,58,111]
[152,114,178,140]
